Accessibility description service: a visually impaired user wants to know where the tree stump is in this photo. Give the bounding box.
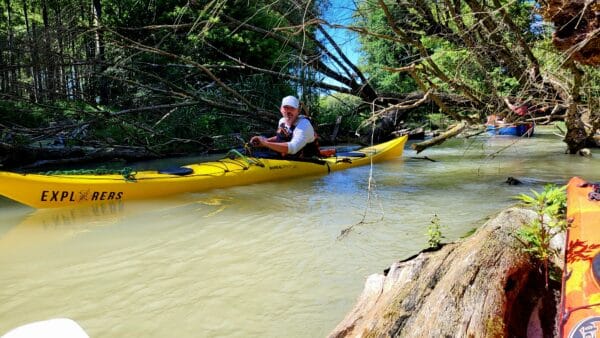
[329,208,560,337]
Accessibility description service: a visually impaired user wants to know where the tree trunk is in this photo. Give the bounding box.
[92,0,108,104]
[563,62,588,154]
[55,2,66,98]
[0,2,6,92]
[0,142,157,170]
[32,15,43,100]
[23,0,40,102]
[541,0,600,66]
[5,0,17,93]
[41,0,54,100]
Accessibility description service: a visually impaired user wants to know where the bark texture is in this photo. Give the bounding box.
[542,0,600,66]
[329,208,559,338]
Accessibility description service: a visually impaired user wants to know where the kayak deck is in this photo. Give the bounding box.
[560,177,600,337]
[0,136,407,208]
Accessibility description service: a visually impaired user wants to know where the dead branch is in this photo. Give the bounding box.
[411,121,468,153]
[463,127,488,139]
[221,15,373,97]
[411,156,437,162]
[104,27,260,112]
[357,91,431,130]
[204,42,353,94]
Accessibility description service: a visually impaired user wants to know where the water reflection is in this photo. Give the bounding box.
[0,196,236,259]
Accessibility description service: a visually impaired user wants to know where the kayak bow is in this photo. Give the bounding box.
[0,135,407,209]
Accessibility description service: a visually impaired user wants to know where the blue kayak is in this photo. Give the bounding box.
[486,123,534,136]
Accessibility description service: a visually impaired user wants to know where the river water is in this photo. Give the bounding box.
[1,127,599,337]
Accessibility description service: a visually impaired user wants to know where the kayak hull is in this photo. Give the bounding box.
[0,136,407,209]
[560,177,600,338]
[486,124,534,136]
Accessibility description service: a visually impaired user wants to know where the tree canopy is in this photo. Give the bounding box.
[0,0,598,168]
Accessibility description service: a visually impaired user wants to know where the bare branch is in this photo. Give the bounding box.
[358,91,432,130]
[204,42,354,94]
[411,121,469,153]
[104,27,260,111]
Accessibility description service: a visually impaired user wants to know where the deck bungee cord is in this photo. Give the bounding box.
[34,151,265,182]
[41,167,138,182]
[35,147,331,183]
[225,149,264,168]
[578,181,600,201]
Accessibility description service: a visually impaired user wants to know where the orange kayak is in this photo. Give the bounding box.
[560,177,600,337]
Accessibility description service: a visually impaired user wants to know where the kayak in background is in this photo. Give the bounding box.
[486,123,534,137]
[0,135,407,209]
[559,176,600,338]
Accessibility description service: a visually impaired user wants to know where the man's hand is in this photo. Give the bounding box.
[250,136,265,146]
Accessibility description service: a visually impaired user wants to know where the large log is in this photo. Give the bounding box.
[329,208,560,337]
[411,121,468,153]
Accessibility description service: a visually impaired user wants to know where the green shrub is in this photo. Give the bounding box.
[514,184,567,288]
[427,214,445,249]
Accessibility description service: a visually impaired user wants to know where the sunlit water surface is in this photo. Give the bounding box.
[1,127,599,337]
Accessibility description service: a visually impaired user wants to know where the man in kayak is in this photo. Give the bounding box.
[250,96,320,158]
[485,113,505,127]
[503,97,529,117]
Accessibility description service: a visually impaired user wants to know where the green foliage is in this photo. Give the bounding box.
[425,113,450,130]
[355,1,418,94]
[426,214,445,249]
[354,0,556,122]
[489,68,520,97]
[0,100,96,129]
[514,184,567,287]
[0,101,46,128]
[318,93,364,131]
[515,184,567,227]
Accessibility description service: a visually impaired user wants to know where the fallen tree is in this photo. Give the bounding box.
[411,121,468,153]
[0,142,160,170]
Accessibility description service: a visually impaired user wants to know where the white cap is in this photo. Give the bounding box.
[281,96,299,109]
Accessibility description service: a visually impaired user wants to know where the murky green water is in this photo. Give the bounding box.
[1,127,599,337]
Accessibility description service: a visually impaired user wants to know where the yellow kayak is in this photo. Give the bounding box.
[0,136,407,209]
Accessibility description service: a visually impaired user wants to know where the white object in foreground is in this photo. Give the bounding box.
[1,318,89,338]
